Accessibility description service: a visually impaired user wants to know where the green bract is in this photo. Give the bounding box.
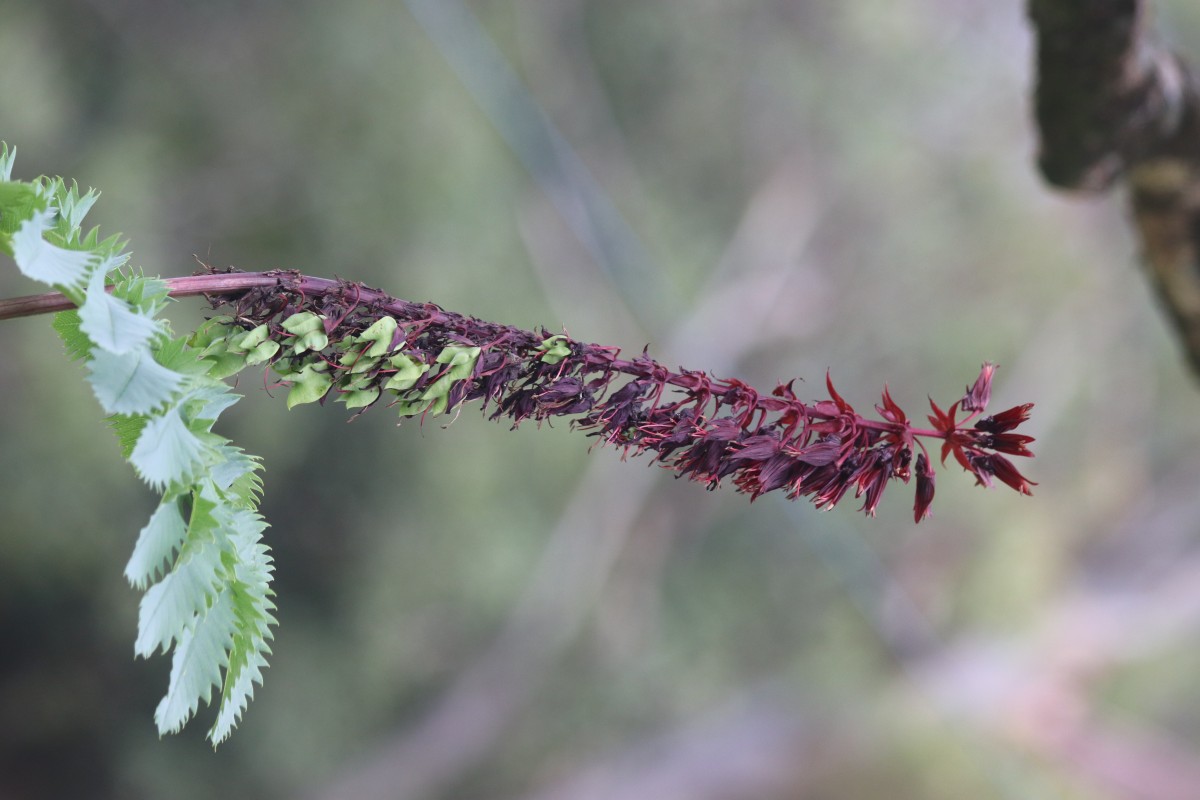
[0,144,274,747]
[281,310,328,354]
[286,362,333,409]
[539,334,571,364]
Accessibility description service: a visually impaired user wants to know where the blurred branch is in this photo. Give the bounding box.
[1028,0,1200,376]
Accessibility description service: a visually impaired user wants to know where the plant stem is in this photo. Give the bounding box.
[0,272,286,321]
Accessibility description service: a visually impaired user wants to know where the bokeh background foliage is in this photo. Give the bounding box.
[4,1,1200,798]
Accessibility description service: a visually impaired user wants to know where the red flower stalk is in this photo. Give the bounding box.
[205,271,1035,523]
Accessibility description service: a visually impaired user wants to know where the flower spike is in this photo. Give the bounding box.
[204,271,1037,523]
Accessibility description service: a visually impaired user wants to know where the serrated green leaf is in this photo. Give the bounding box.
[135,541,223,657]
[78,261,163,354]
[107,413,148,458]
[4,147,275,744]
[180,385,241,427]
[88,345,185,415]
[54,181,99,236]
[52,309,92,362]
[0,178,44,253]
[111,270,168,315]
[125,497,189,590]
[210,445,262,504]
[210,646,269,746]
[153,335,214,378]
[130,404,212,490]
[210,508,276,745]
[286,363,333,409]
[0,142,15,181]
[155,589,237,736]
[11,208,95,288]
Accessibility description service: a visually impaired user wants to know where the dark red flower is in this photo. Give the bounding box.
[876,385,908,425]
[972,453,1037,495]
[974,403,1033,433]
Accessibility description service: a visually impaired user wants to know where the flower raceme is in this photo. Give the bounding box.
[199,271,1035,523]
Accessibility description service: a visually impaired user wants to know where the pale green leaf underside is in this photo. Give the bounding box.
[156,589,237,735]
[210,647,269,744]
[88,345,185,415]
[11,208,94,288]
[56,183,99,234]
[79,263,162,354]
[129,404,211,491]
[125,498,189,590]
[0,143,14,181]
[135,542,223,657]
[209,445,261,498]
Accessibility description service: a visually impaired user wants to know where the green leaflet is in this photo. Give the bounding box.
[53,309,92,362]
[87,345,185,415]
[208,505,275,744]
[124,497,189,590]
[156,589,237,734]
[1,143,274,746]
[135,540,224,657]
[78,260,163,355]
[129,403,212,491]
[0,181,43,253]
[108,414,149,459]
[210,444,264,506]
[11,208,95,288]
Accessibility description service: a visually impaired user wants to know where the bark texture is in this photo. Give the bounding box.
[1030,0,1200,375]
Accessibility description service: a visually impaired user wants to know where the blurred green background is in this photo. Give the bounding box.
[4,1,1200,798]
